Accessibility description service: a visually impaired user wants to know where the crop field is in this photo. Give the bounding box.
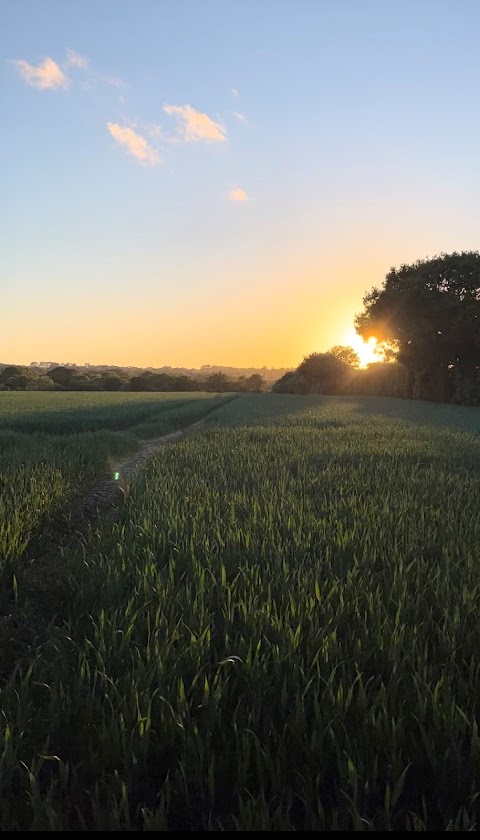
[1,394,480,830]
[0,392,226,569]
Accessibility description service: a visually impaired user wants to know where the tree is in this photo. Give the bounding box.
[235,376,248,392]
[25,376,55,391]
[247,374,264,392]
[101,375,125,391]
[130,375,155,391]
[172,375,196,391]
[0,366,39,390]
[5,374,31,390]
[48,366,78,387]
[205,373,232,392]
[272,371,309,394]
[355,252,480,403]
[297,352,351,394]
[0,365,24,383]
[327,345,360,368]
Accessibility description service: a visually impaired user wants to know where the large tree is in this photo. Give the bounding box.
[247,373,265,392]
[272,371,309,394]
[327,345,360,368]
[48,366,78,387]
[355,252,480,403]
[297,352,351,394]
[205,373,232,392]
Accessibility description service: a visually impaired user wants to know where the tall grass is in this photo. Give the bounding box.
[0,391,216,435]
[1,395,480,829]
[0,392,225,570]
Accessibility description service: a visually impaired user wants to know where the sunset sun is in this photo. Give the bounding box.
[343,328,380,368]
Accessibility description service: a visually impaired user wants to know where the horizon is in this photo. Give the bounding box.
[3,0,479,367]
[1,360,291,373]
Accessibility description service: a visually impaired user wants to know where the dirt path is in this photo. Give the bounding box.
[0,417,208,674]
[81,417,206,518]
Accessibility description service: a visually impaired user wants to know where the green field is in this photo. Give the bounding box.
[2,394,480,830]
[0,392,227,569]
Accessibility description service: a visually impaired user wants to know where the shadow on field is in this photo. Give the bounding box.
[351,395,480,437]
[206,394,359,429]
[238,394,480,438]
[210,393,480,436]
[0,396,197,435]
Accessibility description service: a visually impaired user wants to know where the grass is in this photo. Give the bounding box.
[0,391,217,434]
[0,392,227,570]
[1,394,480,829]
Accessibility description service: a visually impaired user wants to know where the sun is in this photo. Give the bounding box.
[342,327,381,368]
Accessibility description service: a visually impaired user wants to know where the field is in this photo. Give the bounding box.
[0,391,228,569]
[1,393,480,830]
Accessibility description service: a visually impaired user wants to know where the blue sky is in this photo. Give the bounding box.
[2,0,479,367]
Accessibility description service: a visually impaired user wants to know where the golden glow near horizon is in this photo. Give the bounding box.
[5,4,479,376]
[342,328,381,368]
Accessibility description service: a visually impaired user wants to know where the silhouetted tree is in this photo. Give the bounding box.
[355,252,480,404]
[48,366,78,387]
[247,374,264,392]
[205,373,232,392]
[172,375,197,391]
[130,375,155,391]
[297,352,351,394]
[0,366,40,390]
[5,374,31,390]
[236,376,249,392]
[25,376,55,391]
[327,345,360,368]
[0,365,24,383]
[272,371,309,394]
[101,375,124,391]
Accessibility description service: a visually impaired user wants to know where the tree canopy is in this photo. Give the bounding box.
[0,365,266,394]
[355,251,480,403]
[327,345,360,368]
[297,352,353,394]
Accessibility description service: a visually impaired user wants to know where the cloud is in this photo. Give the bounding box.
[163,104,226,143]
[231,88,239,97]
[233,112,246,122]
[12,57,70,90]
[107,122,159,165]
[65,49,89,70]
[229,186,249,202]
[101,75,126,88]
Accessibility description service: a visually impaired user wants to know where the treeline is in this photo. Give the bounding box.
[274,355,409,398]
[275,252,480,406]
[0,365,265,393]
[3,252,478,404]
[29,362,287,385]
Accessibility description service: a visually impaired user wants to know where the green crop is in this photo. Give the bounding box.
[1,394,480,830]
[0,392,226,570]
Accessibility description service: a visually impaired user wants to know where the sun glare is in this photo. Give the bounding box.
[343,328,380,368]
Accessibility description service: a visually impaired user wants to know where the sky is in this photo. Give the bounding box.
[2,0,479,369]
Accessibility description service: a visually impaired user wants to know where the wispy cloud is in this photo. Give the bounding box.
[229,186,249,202]
[101,74,126,88]
[107,122,159,166]
[231,88,239,97]
[163,104,226,143]
[233,112,246,122]
[65,49,89,70]
[12,57,70,90]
